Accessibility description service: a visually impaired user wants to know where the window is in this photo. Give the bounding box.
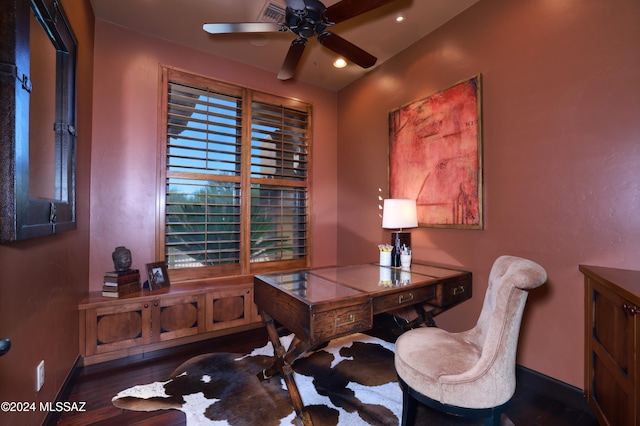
[158,67,311,279]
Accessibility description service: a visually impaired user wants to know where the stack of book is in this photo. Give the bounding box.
[102,269,141,298]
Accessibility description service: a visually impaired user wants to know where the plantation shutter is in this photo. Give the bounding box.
[249,99,309,263]
[160,68,311,277]
[165,82,243,269]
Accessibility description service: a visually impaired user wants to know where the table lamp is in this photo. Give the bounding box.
[382,199,418,267]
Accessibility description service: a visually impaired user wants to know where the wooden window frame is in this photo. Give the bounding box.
[156,66,312,282]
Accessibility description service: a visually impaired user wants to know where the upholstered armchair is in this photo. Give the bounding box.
[394,255,547,425]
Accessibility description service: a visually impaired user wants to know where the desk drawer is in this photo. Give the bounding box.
[311,302,372,344]
[433,278,472,307]
[374,286,436,313]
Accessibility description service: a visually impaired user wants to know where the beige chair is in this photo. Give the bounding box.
[394,255,547,426]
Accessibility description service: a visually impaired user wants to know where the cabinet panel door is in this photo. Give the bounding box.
[86,301,152,356]
[205,286,255,332]
[155,294,205,342]
[588,280,636,426]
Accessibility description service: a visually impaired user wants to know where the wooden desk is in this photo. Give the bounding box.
[254,262,472,425]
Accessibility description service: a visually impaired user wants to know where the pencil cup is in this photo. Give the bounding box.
[400,254,411,269]
[380,251,391,266]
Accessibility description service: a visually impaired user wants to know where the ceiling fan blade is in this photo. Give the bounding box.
[278,38,307,80]
[318,32,376,68]
[203,22,286,34]
[326,0,398,24]
[284,0,307,11]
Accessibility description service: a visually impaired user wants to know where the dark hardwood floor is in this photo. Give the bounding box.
[53,329,268,426]
[52,320,598,426]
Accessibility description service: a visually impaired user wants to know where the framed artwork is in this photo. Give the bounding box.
[389,75,483,229]
[145,261,170,291]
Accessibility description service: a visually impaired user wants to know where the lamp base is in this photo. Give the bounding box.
[390,232,411,267]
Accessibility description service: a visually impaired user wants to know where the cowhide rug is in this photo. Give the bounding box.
[112,333,401,425]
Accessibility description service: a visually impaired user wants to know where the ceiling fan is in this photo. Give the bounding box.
[203,0,398,80]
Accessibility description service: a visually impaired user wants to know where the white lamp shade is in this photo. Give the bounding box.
[382,199,418,229]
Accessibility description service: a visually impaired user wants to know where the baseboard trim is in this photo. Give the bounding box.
[42,355,82,426]
[516,364,592,415]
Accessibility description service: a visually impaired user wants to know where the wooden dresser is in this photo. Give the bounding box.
[580,264,640,426]
[78,277,263,365]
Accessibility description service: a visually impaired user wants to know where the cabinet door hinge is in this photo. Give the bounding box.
[54,122,77,136]
[49,201,57,234]
[0,62,31,93]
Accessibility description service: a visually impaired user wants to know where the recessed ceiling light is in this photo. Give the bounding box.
[396,14,405,22]
[333,58,347,68]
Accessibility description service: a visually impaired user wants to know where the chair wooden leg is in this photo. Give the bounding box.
[401,389,417,426]
[398,377,512,426]
[484,415,498,426]
[484,408,504,426]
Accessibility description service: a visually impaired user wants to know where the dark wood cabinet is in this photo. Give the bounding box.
[79,281,262,365]
[580,264,640,426]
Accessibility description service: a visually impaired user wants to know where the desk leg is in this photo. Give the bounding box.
[259,312,313,426]
[396,305,439,332]
[259,335,311,380]
[415,305,440,327]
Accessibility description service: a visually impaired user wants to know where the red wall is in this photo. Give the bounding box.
[2,3,636,414]
[337,0,640,388]
[89,21,339,289]
[0,1,94,424]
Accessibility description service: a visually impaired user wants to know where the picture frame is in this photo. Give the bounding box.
[145,261,170,291]
[389,75,483,229]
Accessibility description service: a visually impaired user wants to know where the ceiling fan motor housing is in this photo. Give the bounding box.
[286,0,330,38]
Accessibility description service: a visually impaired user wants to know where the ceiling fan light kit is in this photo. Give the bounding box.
[333,58,347,68]
[203,0,398,80]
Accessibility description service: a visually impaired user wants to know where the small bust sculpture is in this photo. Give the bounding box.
[112,246,132,272]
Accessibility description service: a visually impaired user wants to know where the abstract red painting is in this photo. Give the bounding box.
[389,75,483,229]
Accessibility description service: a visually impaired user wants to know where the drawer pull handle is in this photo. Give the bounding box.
[399,293,414,304]
[452,286,465,296]
[335,314,356,328]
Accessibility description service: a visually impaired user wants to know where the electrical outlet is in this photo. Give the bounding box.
[36,360,45,391]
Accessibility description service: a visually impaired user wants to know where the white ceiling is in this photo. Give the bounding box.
[89,0,479,91]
